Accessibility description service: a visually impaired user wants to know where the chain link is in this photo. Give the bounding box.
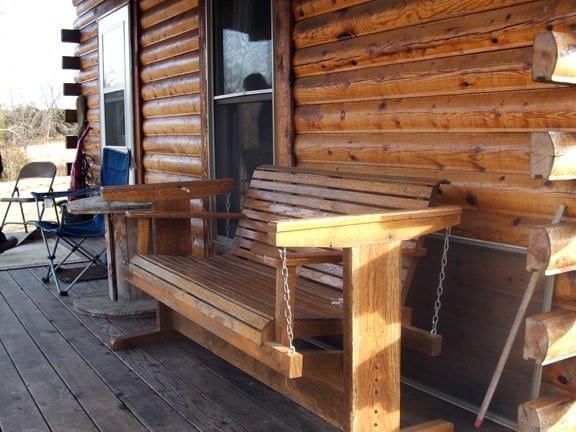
[431,226,451,335]
[278,247,296,355]
[224,192,232,251]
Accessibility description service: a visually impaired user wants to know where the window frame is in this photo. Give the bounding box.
[97,5,135,183]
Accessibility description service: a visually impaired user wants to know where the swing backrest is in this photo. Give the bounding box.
[230,165,443,295]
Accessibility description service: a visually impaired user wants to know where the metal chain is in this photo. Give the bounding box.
[224,192,232,251]
[431,226,452,335]
[278,247,296,355]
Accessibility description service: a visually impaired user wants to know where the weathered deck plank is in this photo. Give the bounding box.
[0,259,512,432]
[13,268,198,432]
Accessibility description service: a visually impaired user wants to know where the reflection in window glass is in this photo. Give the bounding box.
[213,0,272,96]
[103,90,125,147]
[102,25,125,89]
[214,100,273,237]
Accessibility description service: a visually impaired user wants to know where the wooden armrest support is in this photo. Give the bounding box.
[101,178,234,203]
[126,211,245,219]
[269,206,462,248]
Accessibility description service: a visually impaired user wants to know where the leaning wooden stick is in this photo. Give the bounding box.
[474,204,566,429]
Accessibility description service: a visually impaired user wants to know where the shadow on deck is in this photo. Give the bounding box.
[0,236,512,431]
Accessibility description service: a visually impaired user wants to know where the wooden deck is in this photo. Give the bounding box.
[0,261,512,431]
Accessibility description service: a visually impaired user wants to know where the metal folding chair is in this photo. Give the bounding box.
[0,162,58,232]
[33,148,130,295]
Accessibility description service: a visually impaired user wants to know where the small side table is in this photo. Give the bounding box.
[67,195,155,317]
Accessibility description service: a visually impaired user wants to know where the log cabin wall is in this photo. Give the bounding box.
[291,0,576,421]
[138,0,207,255]
[72,0,207,255]
[291,0,576,247]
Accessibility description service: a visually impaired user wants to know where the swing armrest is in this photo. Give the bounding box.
[260,250,344,267]
[126,211,245,220]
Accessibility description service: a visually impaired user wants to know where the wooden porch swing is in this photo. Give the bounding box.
[103,165,461,432]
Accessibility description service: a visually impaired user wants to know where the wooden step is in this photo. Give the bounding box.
[518,394,576,432]
[524,309,576,365]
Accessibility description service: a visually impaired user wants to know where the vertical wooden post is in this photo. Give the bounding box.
[273,0,294,167]
[344,242,402,432]
[275,264,297,345]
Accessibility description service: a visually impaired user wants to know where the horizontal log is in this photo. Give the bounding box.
[295,87,576,133]
[64,110,78,123]
[531,132,576,180]
[293,0,371,21]
[294,47,537,105]
[140,0,164,12]
[401,420,454,432]
[141,52,199,83]
[76,65,98,83]
[144,171,203,184]
[77,37,97,57]
[142,115,201,136]
[76,0,104,17]
[533,31,576,84]
[80,50,98,70]
[543,358,576,398]
[79,22,97,42]
[294,133,531,174]
[140,8,198,48]
[61,29,81,43]
[518,394,576,432]
[85,93,99,109]
[142,135,203,156]
[524,310,576,365]
[294,0,525,49]
[140,30,199,65]
[63,83,82,96]
[74,8,96,30]
[527,225,576,274]
[81,79,99,95]
[142,94,201,118]
[293,1,576,77]
[141,73,200,100]
[66,136,78,149]
[140,0,198,30]
[142,153,204,177]
[86,108,99,123]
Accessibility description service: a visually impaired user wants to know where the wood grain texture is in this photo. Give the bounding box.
[141,52,199,82]
[524,309,576,365]
[344,242,402,432]
[140,0,199,29]
[533,31,576,84]
[293,0,528,49]
[295,88,576,133]
[531,132,576,180]
[140,8,198,48]
[527,225,576,274]
[293,1,576,77]
[140,29,199,65]
[518,394,576,432]
[141,73,200,99]
[142,115,201,135]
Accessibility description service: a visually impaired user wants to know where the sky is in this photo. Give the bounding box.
[0,0,78,109]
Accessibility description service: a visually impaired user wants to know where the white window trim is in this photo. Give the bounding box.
[97,5,135,183]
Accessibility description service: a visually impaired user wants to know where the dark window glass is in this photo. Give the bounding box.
[214,100,273,237]
[104,90,125,147]
[213,0,272,96]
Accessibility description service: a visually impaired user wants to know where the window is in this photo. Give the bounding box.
[98,6,134,183]
[211,0,274,241]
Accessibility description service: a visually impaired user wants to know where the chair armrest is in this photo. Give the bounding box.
[125,211,245,219]
[101,179,234,203]
[269,206,462,248]
[31,188,99,200]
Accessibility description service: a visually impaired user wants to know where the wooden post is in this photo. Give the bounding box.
[344,242,402,432]
[273,0,294,167]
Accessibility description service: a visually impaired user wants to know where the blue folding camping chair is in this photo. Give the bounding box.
[33,148,130,296]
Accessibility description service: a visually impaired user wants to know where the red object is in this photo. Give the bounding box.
[69,126,91,195]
